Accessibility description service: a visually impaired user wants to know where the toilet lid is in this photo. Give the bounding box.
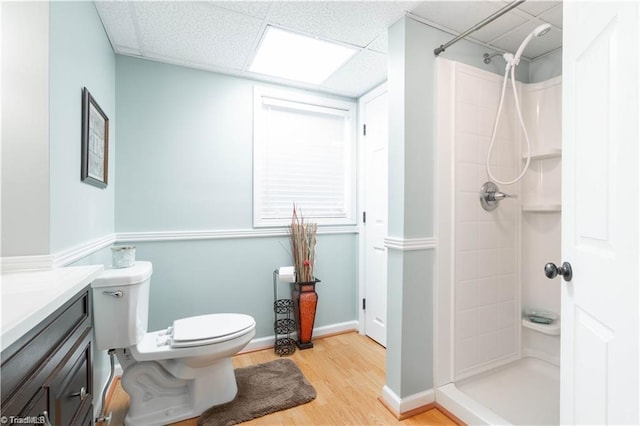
[171,313,255,348]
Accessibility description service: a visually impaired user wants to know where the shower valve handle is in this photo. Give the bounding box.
[544,262,573,282]
[480,181,517,211]
[489,191,517,201]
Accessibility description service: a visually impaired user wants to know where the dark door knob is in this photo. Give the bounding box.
[544,262,573,282]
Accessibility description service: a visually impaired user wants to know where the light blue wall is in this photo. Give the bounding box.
[129,235,357,335]
[115,57,252,231]
[50,1,116,253]
[529,48,562,83]
[115,56,358,337]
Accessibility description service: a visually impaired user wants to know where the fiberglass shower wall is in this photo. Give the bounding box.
[437,59,563,382]
[438,59,521,380]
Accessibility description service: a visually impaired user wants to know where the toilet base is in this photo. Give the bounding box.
[119,356,238,426]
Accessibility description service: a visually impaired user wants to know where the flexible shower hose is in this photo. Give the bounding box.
[486,61,532,185]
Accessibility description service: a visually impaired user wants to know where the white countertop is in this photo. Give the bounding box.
[1,265,104,352]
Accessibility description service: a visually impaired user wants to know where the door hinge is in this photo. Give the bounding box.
[363,124,367,136]
[363,211,366,223]
[362,298,366,310]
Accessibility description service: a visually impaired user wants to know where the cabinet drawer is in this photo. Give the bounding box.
[50,332,93,426]
[1,290,90,401]
[17,387,50,425]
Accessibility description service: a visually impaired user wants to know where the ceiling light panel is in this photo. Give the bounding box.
[249,26,358,85]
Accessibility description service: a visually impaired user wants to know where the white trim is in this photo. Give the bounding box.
[382,385,435,415]
[116,226,358,243]
[1,228,358,273]
[54,234,117,267]
[434,57,457,388]
[0,255,55,272]
[1,234,116,272]
[243,320,358,353]
[384,236,437,251]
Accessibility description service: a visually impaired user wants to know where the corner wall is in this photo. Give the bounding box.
[1,2,50,256]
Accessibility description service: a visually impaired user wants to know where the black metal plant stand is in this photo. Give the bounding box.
[273,269,296,356]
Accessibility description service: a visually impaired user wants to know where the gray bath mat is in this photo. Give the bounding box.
[198,358,316,426]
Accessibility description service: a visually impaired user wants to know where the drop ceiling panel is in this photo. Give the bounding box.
[267,1,407,47]
[133,1,263,70]
[94,1,139,51]
[515,1,559,17]
[410,1,503,34]
[322,50,387,97]
[206,1,272,19]
[490,22,562,59]
[367,31,388,54]
[539,4,563,29]
[471,10,528,43]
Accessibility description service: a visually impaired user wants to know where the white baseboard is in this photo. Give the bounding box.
[242,320,359,353]
[382,385,435,415]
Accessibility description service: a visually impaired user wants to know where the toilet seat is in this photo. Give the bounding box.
[171,313,255,348]
[129,313,256,362]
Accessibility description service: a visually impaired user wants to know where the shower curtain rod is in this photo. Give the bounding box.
[433,0,526,56]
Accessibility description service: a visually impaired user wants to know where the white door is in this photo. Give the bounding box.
[561,2,639,424]
[362,85,388,347]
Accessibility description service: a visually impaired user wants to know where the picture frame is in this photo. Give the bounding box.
[81,87,109,188]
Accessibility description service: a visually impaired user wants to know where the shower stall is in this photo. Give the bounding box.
[434,58,562,424]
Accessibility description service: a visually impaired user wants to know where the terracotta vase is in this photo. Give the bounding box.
[291,279,320,349]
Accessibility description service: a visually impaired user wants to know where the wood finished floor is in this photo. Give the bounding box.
[106,332,457,425]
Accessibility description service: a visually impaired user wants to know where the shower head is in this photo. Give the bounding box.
[513,23,552,63]
[534,23,552,37]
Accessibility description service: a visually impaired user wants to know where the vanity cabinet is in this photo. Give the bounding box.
[1,286,93,425]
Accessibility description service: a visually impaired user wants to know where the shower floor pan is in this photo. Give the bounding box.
[440,357,559,425]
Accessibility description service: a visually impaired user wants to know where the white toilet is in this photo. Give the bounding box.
[91,261,256,425]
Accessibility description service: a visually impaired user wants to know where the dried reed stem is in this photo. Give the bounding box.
[290,205,317,283]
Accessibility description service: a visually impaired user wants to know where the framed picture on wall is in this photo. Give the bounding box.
[81,87,109,188]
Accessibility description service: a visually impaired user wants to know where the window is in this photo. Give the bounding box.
[253,87,356,227]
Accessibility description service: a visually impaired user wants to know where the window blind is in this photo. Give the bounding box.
[254,88,356,226]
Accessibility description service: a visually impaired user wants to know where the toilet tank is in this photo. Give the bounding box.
[91,261,153,350]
